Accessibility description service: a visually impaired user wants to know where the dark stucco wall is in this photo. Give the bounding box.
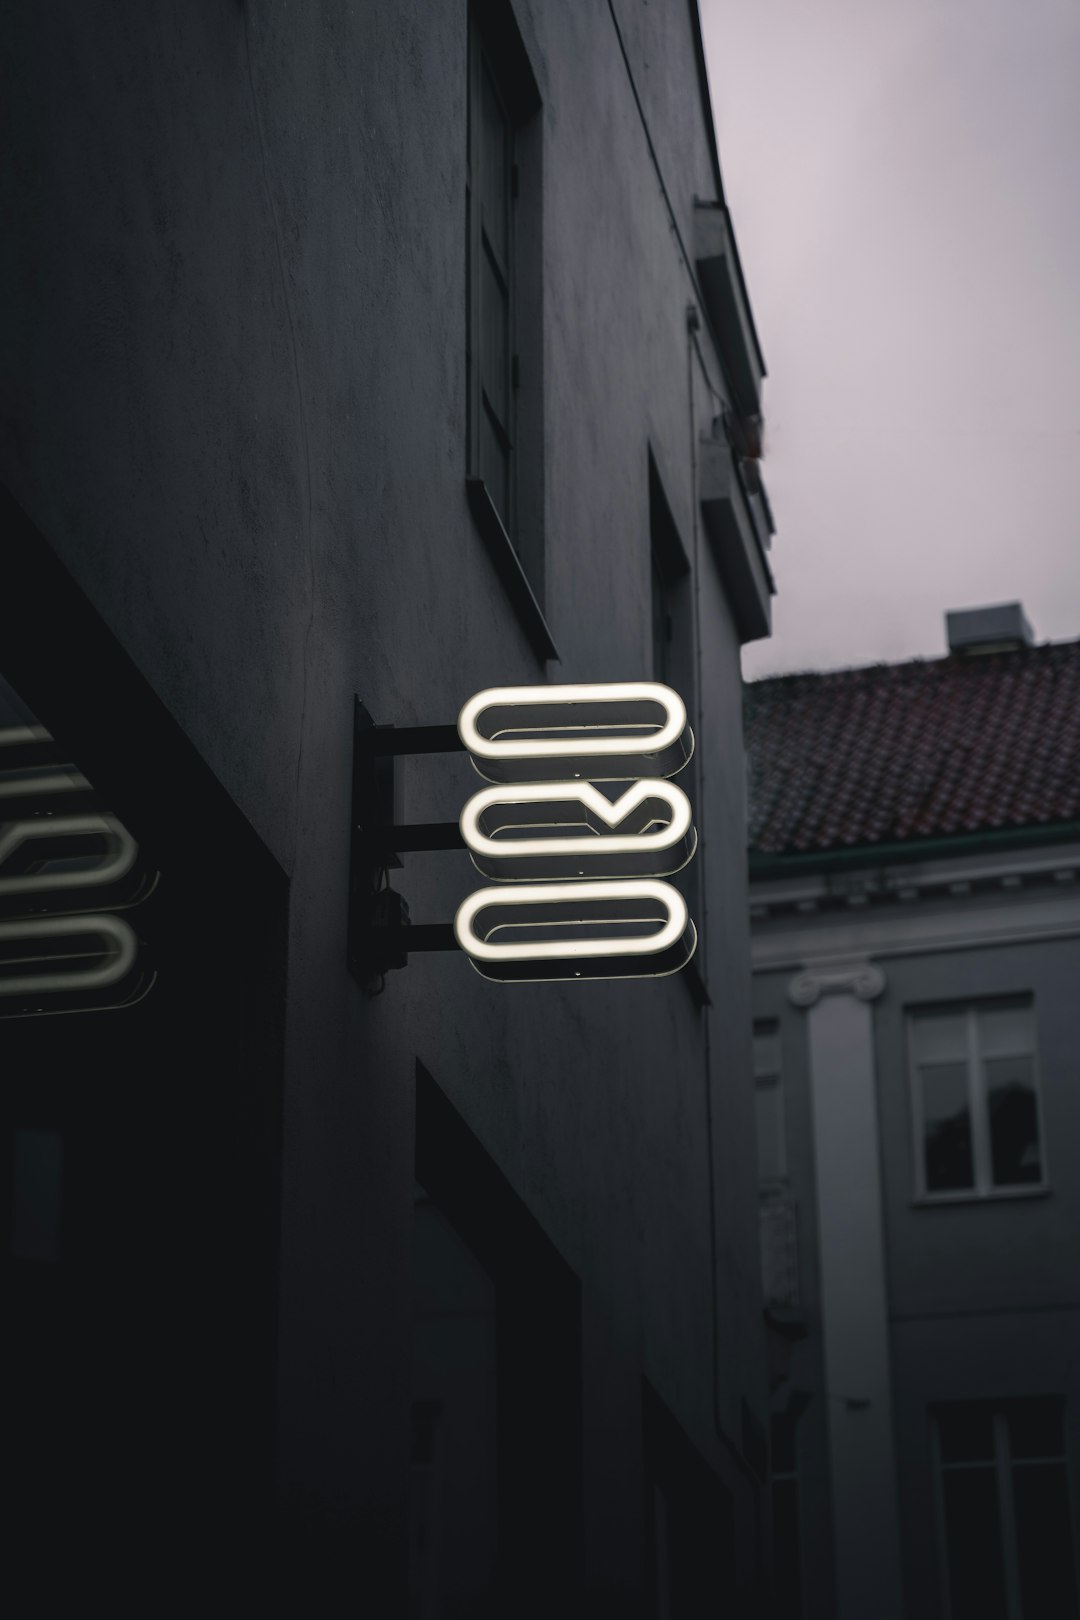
[2,0,767,1601]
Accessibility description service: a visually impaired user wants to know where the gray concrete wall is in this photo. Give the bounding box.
[750,915,1080,1619]
[875,938,1080,1618]
[2,0,768,1603]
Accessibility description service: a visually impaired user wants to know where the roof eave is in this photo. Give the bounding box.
[748,820,1080,880]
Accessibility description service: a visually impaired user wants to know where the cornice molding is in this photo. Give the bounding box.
[749,838,1080,920]
[754,890,1080,977]
[788,960,886,1008]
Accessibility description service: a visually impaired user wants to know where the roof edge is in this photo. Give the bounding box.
[687,1,767,379]
[745,632,1080,691]
[749,820,1080,879]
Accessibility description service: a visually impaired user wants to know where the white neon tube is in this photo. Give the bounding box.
[457,681,691,780]
[454,878,690,963]
[460,779,693,866]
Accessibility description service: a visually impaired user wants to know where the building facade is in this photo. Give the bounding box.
[3,3,777,1612]
[746,606,1080,1620]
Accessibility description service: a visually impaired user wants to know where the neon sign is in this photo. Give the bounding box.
[454,682,698,983]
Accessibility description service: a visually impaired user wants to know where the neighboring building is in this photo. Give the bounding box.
[2,3,778,1612]
[746,604,1080,1620]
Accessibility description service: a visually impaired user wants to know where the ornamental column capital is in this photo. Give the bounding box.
[787,960,886,1008]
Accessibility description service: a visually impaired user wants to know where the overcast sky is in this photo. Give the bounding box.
[700,0,1080,680]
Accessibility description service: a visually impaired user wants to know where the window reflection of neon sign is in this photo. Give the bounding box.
[454,682,698,983]
[0,723,154,1015]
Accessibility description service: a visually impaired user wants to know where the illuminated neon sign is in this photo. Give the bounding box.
[453,682,698,983]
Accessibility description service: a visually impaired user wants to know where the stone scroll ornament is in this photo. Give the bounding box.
[454,682,698,983]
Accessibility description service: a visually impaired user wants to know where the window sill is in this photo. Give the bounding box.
[466,478,558,664]
[911,1184,1051,1208]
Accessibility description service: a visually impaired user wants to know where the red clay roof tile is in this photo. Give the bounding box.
[744,638,1080,858]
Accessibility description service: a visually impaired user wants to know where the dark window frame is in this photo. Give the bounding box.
[931,1398,1079,1620]
[413,1060,583,1607]
[466,4,553,660]
[648,450,707,1004]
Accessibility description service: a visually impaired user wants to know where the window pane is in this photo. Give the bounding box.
[1013,1462,1080,1619]
[921,1062,974,1192]
[479,59,509,269]
[941,1468,1008,1620]
[753,1025,781,1079]
[480,245,508,427]
[12,1128,64,1262]
[910,1010,967,1065]
[411,1184,498,1616]
[754,1079,785,1183]
[985,1055,1042,1186]
[1007,1397,1064,1461]
[480,406,510,531]
[978,999,1032,1059]
[770,1413,798,1477]
[772,1478,803,1619]
[937,1404,995,1465]
[652,559,670,685]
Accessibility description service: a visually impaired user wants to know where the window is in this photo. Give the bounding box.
[649,454,704,983]
[644,1382,737,1617]
[908,998,1044,1199]
[11,1129,64,1262]
[932,1399,1079,1620]
[770,1411,804,1619]
[466,3,543,600]
[649,454,693,698]
[410,1181,498,1616]
[753,1022,786,1186]
[414,1062,583,1607]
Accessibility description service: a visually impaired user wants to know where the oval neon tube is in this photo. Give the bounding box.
[457,681,691,780]
[454,878,690,963]
[460,778,695,878]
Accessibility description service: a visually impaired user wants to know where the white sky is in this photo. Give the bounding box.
[699,0,1080,678]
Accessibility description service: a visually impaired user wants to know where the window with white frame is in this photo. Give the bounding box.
[932,1398,1078,1620]
[753,1021,786,1186]
[907,998,1044,1199]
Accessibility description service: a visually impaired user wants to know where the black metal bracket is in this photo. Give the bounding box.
[348,698,466,987]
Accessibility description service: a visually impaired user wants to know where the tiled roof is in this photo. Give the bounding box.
[744,638,1080,860]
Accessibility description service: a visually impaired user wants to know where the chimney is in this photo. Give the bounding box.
[946,602,1034,656]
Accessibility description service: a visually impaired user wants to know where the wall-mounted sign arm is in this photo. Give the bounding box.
[359,720,464,758]
[348,885,459,982]
[366,821,465,857]
[350,698,468,988]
